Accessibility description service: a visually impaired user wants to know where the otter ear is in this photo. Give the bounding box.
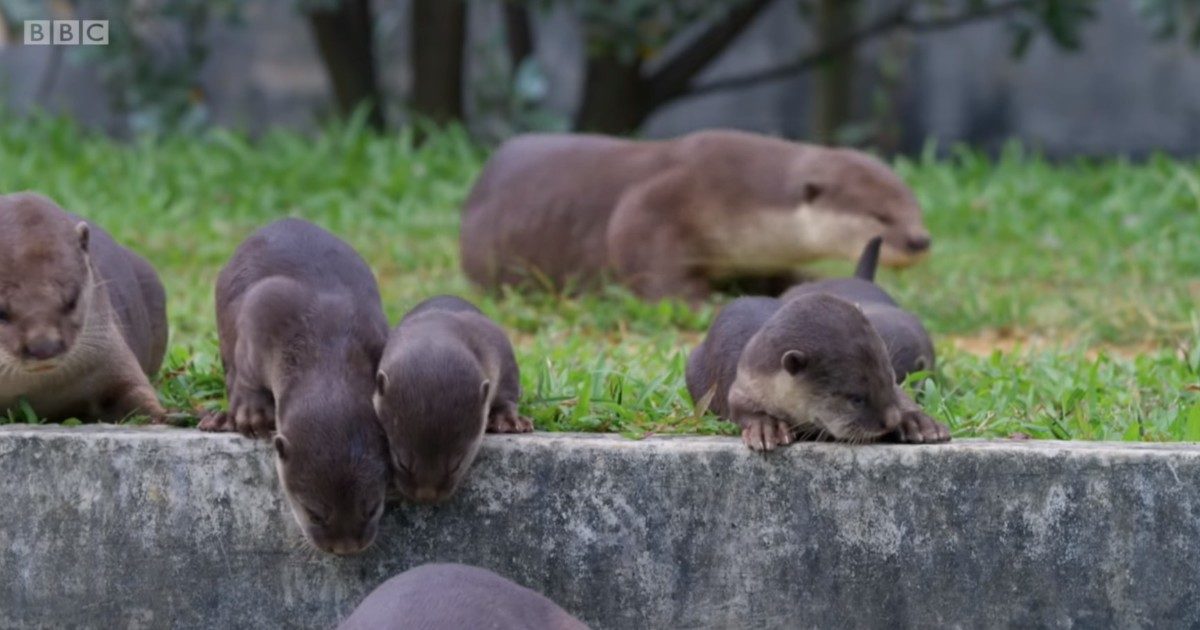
[75,222,90,253]
[480,379,492,400]
[782,350,808,375]
[376,370,389,394]
[273,435,289,461]
[802,183,823,204]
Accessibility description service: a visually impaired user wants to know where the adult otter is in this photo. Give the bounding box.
[781,236,935,383]
[686,293,949,451]
[374,295,531,505]
[0,192,167,423]
[200,218,389,555]
[461,130,931,301]
[338,564,589,630]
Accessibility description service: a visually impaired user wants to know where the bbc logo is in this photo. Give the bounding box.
[23,20,109,46]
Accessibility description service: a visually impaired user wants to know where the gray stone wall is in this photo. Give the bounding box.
[3,425,1200,629]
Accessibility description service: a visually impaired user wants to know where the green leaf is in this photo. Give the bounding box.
[1184,403,1200,442]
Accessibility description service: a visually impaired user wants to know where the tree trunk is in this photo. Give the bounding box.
[411,0,466,124]
[574,56,649,134]
[307,0,386,131]
[813,0,857,144]
[504,2,534,68]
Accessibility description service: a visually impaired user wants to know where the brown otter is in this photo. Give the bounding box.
[686,293,949,451]
[199,218,389,555]
[0,192,167,423]
[374,295,531,505]
[338,564,589,630]
[461,130,931,301]
[781,236,935,382]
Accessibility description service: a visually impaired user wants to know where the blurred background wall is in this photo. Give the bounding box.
[0,0,1197,156]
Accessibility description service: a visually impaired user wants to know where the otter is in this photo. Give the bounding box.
[338,564,589,630]
[199,218,389,555]
[374,295,531,505]
[686,293,949,451]
[461,130,932,301]
[781,236,935,382]
[0,192,167,423]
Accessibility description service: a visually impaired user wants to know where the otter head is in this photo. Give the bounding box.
[0,194,95,373]
[373,340,491,505]
[272,404,389,556]
[735,293,904,441]
[790,149,931,268]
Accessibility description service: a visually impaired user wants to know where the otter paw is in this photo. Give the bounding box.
[198,411,232,432]
[487,408,534,433]
[894,409,950,444]
[741,416,794,452]
[230,389,276,439]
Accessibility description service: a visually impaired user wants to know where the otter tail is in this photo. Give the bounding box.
[854,236,883,282]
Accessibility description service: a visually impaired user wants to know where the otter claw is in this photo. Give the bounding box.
[894,410,950,444]
[741,416,794,452]
[487,409,534,433]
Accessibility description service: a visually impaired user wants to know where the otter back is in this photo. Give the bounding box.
[338,564,589,630]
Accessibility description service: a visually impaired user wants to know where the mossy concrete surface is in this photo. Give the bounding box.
[2,426,1199,629]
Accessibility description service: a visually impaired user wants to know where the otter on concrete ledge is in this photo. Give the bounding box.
[461,130,932,302]
[200,218,390,556]
[0,192,168,423]
[374,295,532,505]
[782,236,936,383]
[686,292,949,451]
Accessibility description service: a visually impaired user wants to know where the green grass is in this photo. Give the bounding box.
[1,114,1198,440]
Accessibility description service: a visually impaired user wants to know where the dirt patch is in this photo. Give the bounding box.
[945,329,1168,360]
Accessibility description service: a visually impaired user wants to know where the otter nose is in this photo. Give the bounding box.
[23,337,66,361]
[907,233,932,253]
[413,487,440,504]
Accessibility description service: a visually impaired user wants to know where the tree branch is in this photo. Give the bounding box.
[646,0,777,108]
[681,0,1032,101]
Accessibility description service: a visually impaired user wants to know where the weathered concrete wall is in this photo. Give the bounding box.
[3,425,1200,629]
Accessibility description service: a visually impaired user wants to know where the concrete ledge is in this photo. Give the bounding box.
[3,426,1200,629]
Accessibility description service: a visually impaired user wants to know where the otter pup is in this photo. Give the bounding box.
[461,130,932,301]
[686,294,949,451]
[781,236,935,382]
[338,564,589,630]
[199,219,389,555]
[0,192,167,423]
[374,295,531,504]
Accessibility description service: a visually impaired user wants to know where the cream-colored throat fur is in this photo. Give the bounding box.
[707,204,882,273]
[0,273,122,412]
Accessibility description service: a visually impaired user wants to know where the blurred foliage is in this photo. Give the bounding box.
[4,0,1200,137]
[0,0,241,134]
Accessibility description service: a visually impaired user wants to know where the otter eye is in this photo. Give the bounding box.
[63,294,79,314]
[0,307,9,323]
[846,394,867,407]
